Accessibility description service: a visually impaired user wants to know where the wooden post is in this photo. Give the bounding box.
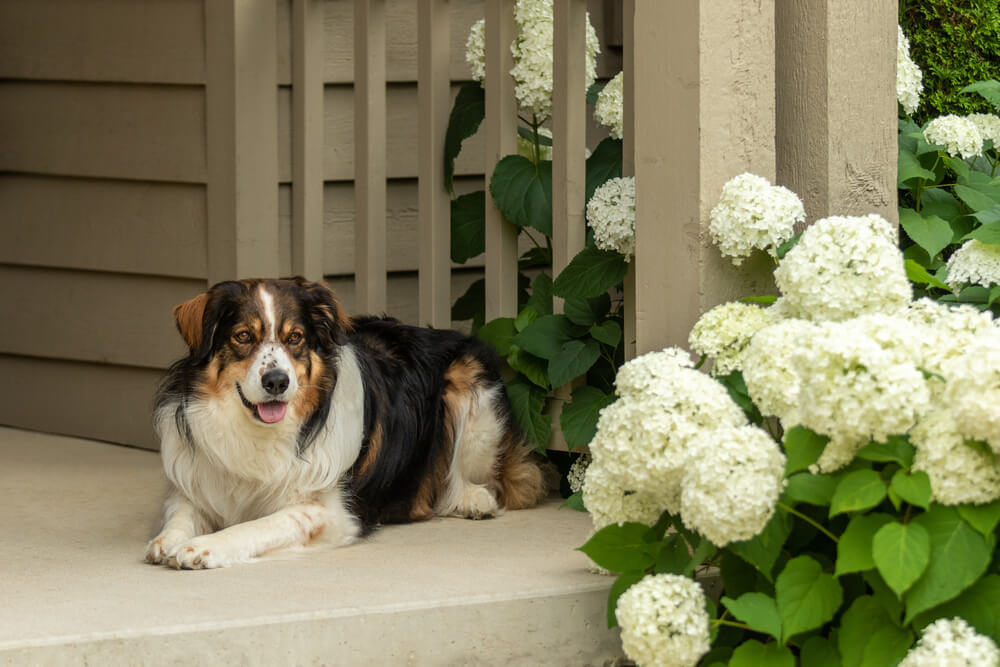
[292,0,324,281]
[776,1,897,223]
[417,0,452,328]
[354,0,387,312]
[204,0,280,284]
[630,0,776,355]
[484,0,519,321]
[622,0,635,359]
[552,0,587,313]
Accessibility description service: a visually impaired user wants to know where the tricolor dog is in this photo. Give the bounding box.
[145,278,546,569]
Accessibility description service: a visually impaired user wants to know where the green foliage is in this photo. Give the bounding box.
[443,82,485,193]
[900,0,1000,121]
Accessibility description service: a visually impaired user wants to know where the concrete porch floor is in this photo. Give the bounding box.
[0,427,622,666]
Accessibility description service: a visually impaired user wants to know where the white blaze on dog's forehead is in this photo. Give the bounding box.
[258,285,278,341]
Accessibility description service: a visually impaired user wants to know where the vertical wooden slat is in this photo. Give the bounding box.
[292,0,324,281]
[417,0,451,328]
[204,0,280,284]
[622,0,636,359]
[552,0,587,313]
[484,0,519,321]
[354,0,387,312]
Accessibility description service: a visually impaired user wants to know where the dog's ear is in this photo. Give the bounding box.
[173,292,210,353]
[294,278,351,352]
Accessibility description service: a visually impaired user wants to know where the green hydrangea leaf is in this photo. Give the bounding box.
[589,320,622,348]
[838,595,914,667]
[957,500,1000,538]
[548,339,601,388]
[504,378,550,449]
[835,513,895,577]
[830,469,888,517]
[728,509,792,582]
[579,522,658,574]
[514,306,538,333]
[721,592,782,641]
[728,640,795,667]
[962,220,1000,245]
[476,317,516,356]
[912,573,1000,643]
[904,505,995,624]
[955,184,1000,212]
[781,472,837,506]
[783,425,830,475]
[525,272,553,316]
[444,82,484,194]
[775,555,843,642]
[561,490,585,511]
[489,155,552,236]
[559,386,615,450]
[799,637,842,667]
[450,190,486,263]
[899,151,936,186]
[653,534,690,575]
[551,247,628,299]
[890,470,932,510]
[605,570,645,628]
[872,521,931,598]
[900,208,953,260]
[506,348,550,390]
[905,259,952,291]
[563,293,611,327]
[856,436,916,468]
[961,79,1000,110]
[512,314,575,360]
[585,137,623,203]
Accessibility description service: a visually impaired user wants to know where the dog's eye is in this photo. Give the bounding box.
[233,331,252,344]
[286,331,303,345]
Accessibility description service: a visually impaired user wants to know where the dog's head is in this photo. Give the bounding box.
[172,277,349,426]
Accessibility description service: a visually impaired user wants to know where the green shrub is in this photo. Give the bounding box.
[900,0,1000,121]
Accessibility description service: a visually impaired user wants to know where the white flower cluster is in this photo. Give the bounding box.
[924,115,985,160]
[911,410,1000,506]
[709,173,806,265]
[587,176,636,260]
[615,574,711,667]
[680,426,786,547]
[567,452,589,493]
[946,239,1000,289]
[582,463,664,531]
[594,71,624,139]
[970,113,1000,147]
[465,19,486,83]
[899,617,1000,667]
[794,317,931,472]
[897,25,923,116]
[741,318,818,427]
[688,302,774,376]
[511,0,600,120]
[465,1,599,120]
[774,214,911,322]
[942,334,1000,457]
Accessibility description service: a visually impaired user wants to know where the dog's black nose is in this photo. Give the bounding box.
[261,370,290,396]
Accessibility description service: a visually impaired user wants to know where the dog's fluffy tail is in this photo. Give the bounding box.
[495,432,552,510]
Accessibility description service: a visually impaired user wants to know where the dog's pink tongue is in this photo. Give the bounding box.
[257,401,287,423]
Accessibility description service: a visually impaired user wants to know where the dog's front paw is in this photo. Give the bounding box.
[165,536,243,570]
[145,531,190,565]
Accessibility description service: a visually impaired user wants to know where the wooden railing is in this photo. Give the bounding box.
[288,0,897,353]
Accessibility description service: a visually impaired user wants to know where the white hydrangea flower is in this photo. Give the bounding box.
[709,173,806,265]
[899,617,1000,667]
[905,299,998,386]
[587,176,635,260]
[594,71,624,139]
[924,115,984,160]
[581,461,664,531]
[897,25,923,116]
[615,574,711,667]
[946,240,1000,289]
[911,410,1000,506]
[590,352,746,506]
[465,19,486,83]
[774,214,912,322]
[794,319,931,472]
[741,318,819,426]
[688,301,775,376]
[679,426,786,547]
[509,0,600,120]
[567,452,590,494]
[614,347,694,398]
[969,113,1000,147]
[942,333,1000,455]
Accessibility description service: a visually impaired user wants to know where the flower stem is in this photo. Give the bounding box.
[777,502,839,543]
[711,619,754,632]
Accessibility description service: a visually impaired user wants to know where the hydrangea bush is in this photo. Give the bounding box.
[578,173,1000,666]
[445,1,633,453]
